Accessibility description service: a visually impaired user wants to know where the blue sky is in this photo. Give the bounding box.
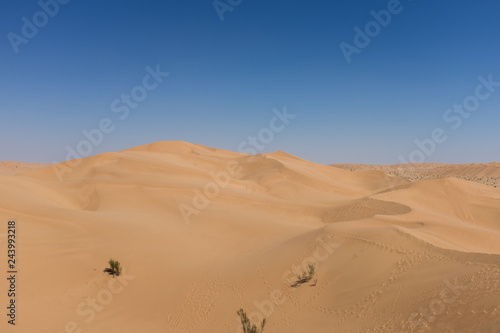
[1,0,499,164]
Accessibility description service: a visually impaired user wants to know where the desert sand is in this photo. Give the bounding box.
[331,163,500,188]
[0,161,50,176]
[1,141,500,332]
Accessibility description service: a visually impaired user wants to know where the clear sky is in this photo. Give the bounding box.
[1,0,499,164]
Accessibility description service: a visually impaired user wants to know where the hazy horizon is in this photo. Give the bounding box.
[2,140,500,166]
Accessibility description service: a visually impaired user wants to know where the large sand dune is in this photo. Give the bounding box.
[1,142,500,332]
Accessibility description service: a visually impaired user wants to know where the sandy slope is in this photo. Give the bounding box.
[331,162,500,188]
[1,142,500,333]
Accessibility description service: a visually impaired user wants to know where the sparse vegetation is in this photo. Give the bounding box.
[292,263,316,287]
[105,259,122,276]
[237,308,266,333]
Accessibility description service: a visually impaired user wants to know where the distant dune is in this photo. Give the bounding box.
[1,142,499,332]
[0,161,49,176]
[331,162,500,188]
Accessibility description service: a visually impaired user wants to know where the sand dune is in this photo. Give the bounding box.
[1,142,500,332]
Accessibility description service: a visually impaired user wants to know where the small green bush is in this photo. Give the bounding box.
[108,259,122,276]
[237,308,266,333]
[292,263,316,287]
